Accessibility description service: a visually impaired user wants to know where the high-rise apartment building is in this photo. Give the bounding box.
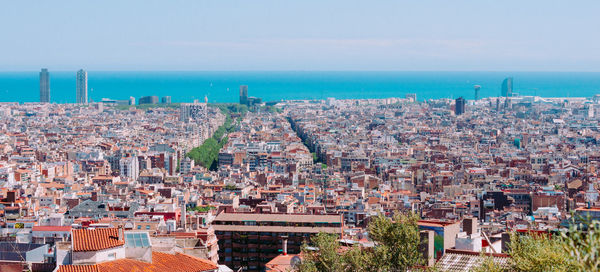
[119,156,139,181]
[213,213,343,271]
[239,85,248,105]
[455,97,465,115]
[76,69,88,104]
[474,85,481,100]
[179,103,208,123]
[139,96,159,105]
[501,77,513,97]
[39,68,50,103]
[161,96,171,104]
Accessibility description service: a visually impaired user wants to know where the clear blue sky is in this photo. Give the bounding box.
[1,0,599,71]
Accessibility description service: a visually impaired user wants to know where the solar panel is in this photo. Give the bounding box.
[124,232,151,248]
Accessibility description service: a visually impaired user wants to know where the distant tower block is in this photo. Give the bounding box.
[455,97,465,115]
[501,77,513,97]
[76,69,88,104]
[474,85,481,100]
[205,95,208,104]
[240,85,248,105]
[39,68,50,103]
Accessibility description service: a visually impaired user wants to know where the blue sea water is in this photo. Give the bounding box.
[0,71,599,104]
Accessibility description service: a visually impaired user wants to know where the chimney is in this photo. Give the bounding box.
[180,196,187,230]
[118,227,124,242]
[282,236,288,255]
[463,217,478,236]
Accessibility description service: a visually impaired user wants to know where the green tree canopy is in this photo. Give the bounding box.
[298,212,423,272]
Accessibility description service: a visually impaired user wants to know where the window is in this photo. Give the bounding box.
[108,252,116,260]
[125,232,151,248]
[145,225,150,230]
[137,225,142,229]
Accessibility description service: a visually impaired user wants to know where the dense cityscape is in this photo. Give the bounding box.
[0,68,599,271]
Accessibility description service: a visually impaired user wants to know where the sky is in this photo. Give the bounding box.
[1,0,599,71]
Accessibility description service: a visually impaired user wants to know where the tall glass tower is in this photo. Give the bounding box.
[455,97,465,115]
[501,77,513,97]
[76,69,88,104]
[239,85,248,105]
[39,68,50,103]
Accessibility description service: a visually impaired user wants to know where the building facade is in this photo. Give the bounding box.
[455,97,465,115]
[119,156,140,181]
[179,103,208,123]
[501,77,513,97]
[40,68,50,103]
[139,96,159,105]
[240,85,248,105]
[76,69,88,104]
[212,213,343,271]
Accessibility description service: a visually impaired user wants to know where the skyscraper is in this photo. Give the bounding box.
[474,85,481,100]
[240,85,248,105]
[76,69,88,104]
[501,77,513,97]
[39,68,50,103]
[455,97,465,115]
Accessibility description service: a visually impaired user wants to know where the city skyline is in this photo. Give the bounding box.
[4,1,600,272]
[15,71,600,104]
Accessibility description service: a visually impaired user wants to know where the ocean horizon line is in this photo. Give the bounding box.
[1,95,595,105]
[2,70,600,73]
[2,71,598,104]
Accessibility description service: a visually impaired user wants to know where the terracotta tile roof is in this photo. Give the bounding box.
[265,254,300,272]
[32,226,72,232]
[57,252,217,272]
[56,265,99,272]
[72,228,124,252]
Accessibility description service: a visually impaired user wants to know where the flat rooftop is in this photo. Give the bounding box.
[214,213,342,224]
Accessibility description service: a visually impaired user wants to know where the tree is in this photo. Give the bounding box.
[469,254,507,272]
[297,232,347,272]
[508,232,575,272]
[559,219,600,271]
[472,217,600,272]
[368,212,424,271]
[186,112,238,171]
[298,212,423,272]
[341,245,374,272]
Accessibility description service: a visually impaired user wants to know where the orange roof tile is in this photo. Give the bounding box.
[72,228,124,252]
[57,265,99,272]
[32,226,72,232]
[57,252,217,272]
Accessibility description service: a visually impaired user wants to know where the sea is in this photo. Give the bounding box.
[0,71,599,104]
